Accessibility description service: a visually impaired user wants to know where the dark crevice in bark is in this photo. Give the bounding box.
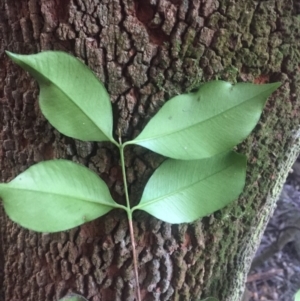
[134,0,170,46]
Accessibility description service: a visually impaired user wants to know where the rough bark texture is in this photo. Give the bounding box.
[0,1,300,301]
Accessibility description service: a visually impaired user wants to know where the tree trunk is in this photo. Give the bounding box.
[1,1,300,301]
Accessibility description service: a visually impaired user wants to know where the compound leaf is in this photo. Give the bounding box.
[132,151,246,223]
[6,51,116,144]
[0,160,123,232]
[126,81,280,159]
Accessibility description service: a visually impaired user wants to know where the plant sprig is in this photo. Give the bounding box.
[0,51,280,301]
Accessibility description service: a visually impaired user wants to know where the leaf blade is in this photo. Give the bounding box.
[132,152,246,223]
[295,290,300,301]
[127,81,280,159]
[6,51,116,144]
[0,160,122,232]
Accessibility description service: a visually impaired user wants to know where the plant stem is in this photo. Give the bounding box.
[119,144,131,210]
[119,142,141,301]
[127,211,142,301]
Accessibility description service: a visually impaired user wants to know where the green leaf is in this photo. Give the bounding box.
[132,151,246,223]
[6,51,116,144]
[0,160,123,232]
[59,294,88,301]
[126,81,280,159]
[197,298,219,301]
[295,289,300,301]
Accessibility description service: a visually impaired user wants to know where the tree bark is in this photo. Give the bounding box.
[1,1,300,301]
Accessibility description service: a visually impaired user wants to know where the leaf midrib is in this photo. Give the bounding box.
[135,161,234,210]
[1,185,119,208]
[133,88,272,144]
[37,63,110,141]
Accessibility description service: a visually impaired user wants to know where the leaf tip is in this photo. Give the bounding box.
[5,50,14,59]
[274,81,282,89]
[5,51,22,65]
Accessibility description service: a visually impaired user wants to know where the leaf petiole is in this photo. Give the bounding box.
[119,138,141,301]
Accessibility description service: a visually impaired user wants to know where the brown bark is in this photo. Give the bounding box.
[0,1,300,301]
